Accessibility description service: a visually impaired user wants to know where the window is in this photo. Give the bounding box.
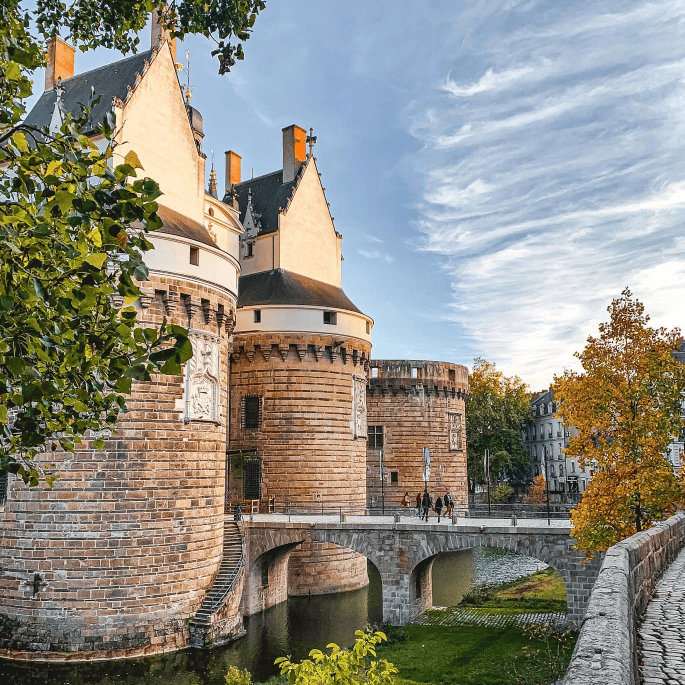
[0,471,7,506]
[449,369,456,383]
[559,464,564,476]
[189,246,199,266]
[245,241,254,258]
[390,471,398,484]
[323,311,337,325]
[368,425,383,448]
[371,367,379,378]
[242,396,261,429]
[411,367,418,379]
[253,309,261,323]
[571,461,576,473]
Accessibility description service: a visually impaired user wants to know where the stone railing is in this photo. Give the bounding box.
[563,511,685,684]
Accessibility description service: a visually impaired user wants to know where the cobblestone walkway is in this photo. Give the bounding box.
[639,547,685,684]
[414,607,568,629]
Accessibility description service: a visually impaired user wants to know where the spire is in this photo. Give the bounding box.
[208,149,218,198]
[49,78,65,133]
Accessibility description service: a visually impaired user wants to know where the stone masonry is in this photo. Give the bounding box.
[367,360,469,510]
[0,276,236,660]
[230,332,372,598]
[243,518,601,626]
[563,512,685,685]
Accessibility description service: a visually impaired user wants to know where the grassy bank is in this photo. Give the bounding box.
[457,567,566,613]
[379,624,575,685]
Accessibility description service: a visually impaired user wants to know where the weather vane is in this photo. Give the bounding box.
[178,50,194,105]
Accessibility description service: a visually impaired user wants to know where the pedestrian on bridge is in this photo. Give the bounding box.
[444,491,453,517]
[435,495,443,522]
[416,492,422,517]
[421,491,432,521]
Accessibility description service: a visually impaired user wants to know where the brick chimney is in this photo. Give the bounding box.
[225,150,241,194]
[282,125,307,183]
[45,37,75,91]
[151,10,176,62]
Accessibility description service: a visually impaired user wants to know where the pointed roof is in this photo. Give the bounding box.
[229,170,296,236]
[238,269,363,314]
[24,49,157,134]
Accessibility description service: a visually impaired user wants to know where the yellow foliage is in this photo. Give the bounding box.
[526,474,547,504]
[554,289,685,557]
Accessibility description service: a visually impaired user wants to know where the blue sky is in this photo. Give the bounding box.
[33,1,685,390]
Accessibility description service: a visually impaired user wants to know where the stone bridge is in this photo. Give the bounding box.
[242,516,603,625]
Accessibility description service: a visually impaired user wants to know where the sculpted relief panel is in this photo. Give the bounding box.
[186,332,221,422]
[449,412,464,451]
[353,375,367,438]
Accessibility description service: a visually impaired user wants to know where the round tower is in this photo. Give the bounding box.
[229,270,373,596]
[366,360,470,510]
[0,202,241,660]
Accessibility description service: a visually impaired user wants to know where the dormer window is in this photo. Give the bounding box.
[323,311,337,325]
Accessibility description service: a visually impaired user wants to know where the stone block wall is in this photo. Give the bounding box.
[230,333,371,597]
[366,360,469,510]
[0,275,235,660]
[563,512,685,685]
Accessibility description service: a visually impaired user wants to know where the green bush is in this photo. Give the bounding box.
[225,665,253,685]
[488,483,515,503]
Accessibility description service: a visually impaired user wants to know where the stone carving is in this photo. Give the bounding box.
[449,412,463,451]
[186,332,221,422]
[353,375,367,438]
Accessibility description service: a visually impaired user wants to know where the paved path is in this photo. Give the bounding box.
[247,513,571,530]
[639,547,685,684]
[415,606,569,629]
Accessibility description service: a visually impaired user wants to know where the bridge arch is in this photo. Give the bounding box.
[244,522,602,627]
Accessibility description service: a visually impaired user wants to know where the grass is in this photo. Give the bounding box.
[379,624,576,685]
[457,567,567,613]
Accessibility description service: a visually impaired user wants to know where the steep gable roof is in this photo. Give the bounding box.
[24,49,157,134]
[230,170,296,236]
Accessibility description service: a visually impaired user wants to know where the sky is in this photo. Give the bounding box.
[31,0,685,390]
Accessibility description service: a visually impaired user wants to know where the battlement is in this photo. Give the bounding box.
[368,359,469,396]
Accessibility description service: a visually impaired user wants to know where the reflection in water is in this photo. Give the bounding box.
[0,565,384,685]
[2,550,546,685]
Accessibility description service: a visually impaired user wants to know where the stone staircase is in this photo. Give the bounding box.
[188,520,245,647]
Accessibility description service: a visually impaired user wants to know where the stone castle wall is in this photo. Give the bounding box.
[229,332,371,596]
[366,360,469,510]
[0,275,235,660]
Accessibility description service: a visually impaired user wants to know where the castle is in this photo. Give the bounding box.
[0,29,468,660]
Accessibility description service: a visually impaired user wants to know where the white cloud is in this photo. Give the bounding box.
[407,0,685,387]
[358,249,394,262]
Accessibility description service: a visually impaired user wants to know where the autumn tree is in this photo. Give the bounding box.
[525,474,547,504]
[466,358,532,493]
[0,0,265,483]
[554,288,685,556]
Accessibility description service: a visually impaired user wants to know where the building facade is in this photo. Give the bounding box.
[523,390,591,498]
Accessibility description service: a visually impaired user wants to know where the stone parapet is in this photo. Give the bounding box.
[563,512,685,685]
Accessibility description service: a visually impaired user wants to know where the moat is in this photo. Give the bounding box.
[0,549,548,684]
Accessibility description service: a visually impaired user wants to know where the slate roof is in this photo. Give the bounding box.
[24,49,156,134]
[238,269,363,314]
[674,341,685,364]
[156,205,217,247]
[229,170,296,236]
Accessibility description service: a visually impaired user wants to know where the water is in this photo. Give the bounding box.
[0,549,550,685]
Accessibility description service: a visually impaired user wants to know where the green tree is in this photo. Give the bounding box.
[0,0,265,483]
[554,288,685,556]
[275,630,398,685]
[466,358,532,493]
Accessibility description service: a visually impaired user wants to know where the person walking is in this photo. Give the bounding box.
[401,492,409,508]
[421,491,432,522]
[435,495,443,522]
[444,491,452,517]
[416,491,423,517]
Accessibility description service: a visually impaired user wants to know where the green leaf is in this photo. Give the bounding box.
[124,150,144,169]
[83,253,108,268]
